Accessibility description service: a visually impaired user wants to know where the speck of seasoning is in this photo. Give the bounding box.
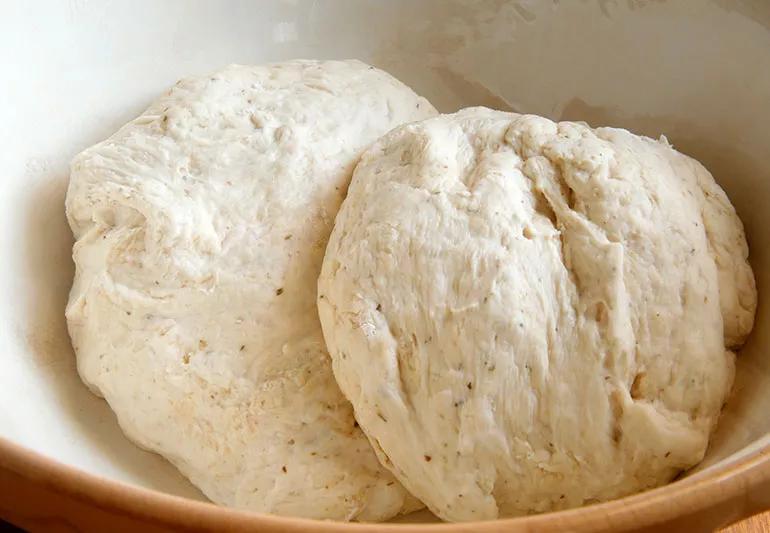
[126,311,132,316]
[467,382,473,390]
[424,455,432,462]
[154,281,159,285]
[182,352,191,365]
[284,234,292,240]
[288,439,295,445]
[387,481,394,486]
[240,345,246,351]
[199,339,208,349]
[458,494,463,498]
[376,303,382,312]
[276,287,284,296]
[281,466,287,473]
[518,322,524,328]
[311,452,317,456]
[559,494,565,500]
[665,451,671,458]
[377,412,388,422]
[353,420,359,428]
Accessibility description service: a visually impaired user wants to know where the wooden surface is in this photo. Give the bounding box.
[724,512,770,533]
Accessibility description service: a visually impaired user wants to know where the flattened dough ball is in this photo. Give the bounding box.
[65,60,436,520]
[317,108,756,521]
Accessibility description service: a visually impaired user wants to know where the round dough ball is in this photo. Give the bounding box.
[317,108,756,521]
[65,60,436,520]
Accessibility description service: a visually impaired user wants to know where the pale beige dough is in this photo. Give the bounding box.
[318,107,757,521]
[66,60,437,520]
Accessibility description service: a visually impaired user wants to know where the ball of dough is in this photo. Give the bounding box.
[65,60,436,520]
[317,108,756,521]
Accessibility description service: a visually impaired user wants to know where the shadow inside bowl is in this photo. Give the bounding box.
[18,166,205,500]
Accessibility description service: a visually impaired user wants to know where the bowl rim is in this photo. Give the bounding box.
[1,433,768,531]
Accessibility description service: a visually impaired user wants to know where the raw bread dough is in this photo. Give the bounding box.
[65,60,436,521]
[317,108,757,521]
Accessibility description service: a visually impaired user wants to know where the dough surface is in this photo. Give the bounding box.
[65,60,436,520]
[317,108,756,521]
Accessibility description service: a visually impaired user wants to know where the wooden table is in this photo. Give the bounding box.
[724,512,770,532]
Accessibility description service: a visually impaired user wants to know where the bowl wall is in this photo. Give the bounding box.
[1,0,769,523]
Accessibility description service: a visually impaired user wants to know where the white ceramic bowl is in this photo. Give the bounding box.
[1,1,769,531]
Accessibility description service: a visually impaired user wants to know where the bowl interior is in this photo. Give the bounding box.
[1,0,769,520]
